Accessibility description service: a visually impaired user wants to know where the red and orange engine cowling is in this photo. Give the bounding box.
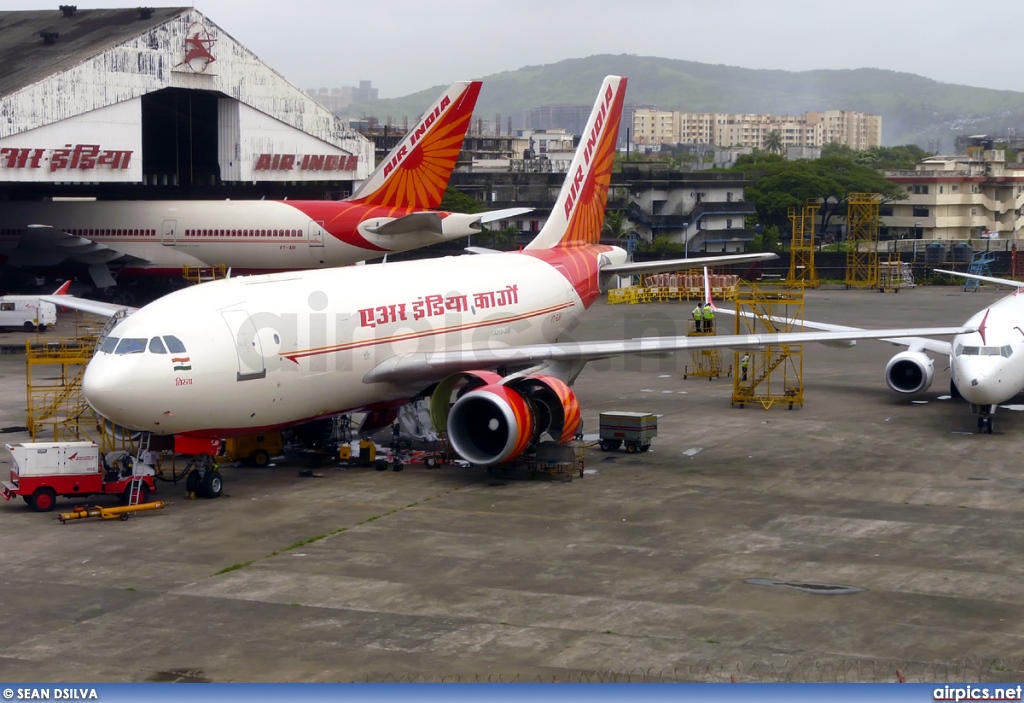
[432,372,580,465]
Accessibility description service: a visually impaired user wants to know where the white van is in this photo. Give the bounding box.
[0,281,69,332]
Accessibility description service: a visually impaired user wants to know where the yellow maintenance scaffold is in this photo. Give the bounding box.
[787,199,820,289]
[845,192,881,289]
[731,282,804,410]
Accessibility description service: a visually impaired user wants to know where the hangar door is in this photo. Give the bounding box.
[142,88,220,187]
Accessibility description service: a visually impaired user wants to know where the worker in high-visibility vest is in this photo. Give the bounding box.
[691,304,703,332]
[702,303,715,333]
[740,353,750,381]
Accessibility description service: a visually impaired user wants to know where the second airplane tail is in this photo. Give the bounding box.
[347,80,482,210]
[524,76,627,251]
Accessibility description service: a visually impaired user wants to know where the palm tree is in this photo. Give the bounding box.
[602,209,635,240]
[763,130,783,155]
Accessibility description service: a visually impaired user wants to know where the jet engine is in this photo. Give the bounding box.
[885,350,934,394]
[442,373,581,465]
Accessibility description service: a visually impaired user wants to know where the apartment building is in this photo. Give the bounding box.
[632,108,881,150]
[882,151,1024,241]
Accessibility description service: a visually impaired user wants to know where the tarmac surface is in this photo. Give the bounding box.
[1,284,1023,683]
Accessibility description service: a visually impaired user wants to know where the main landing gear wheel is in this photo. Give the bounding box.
[201,471,223,499]
[185,471,200,494]
[978,416,994,434]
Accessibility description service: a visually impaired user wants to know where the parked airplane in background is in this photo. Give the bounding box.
[1,81,526,291]
[54,76,972,496]
[721,267,1024,434]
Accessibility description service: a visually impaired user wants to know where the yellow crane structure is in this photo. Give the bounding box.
[786,199,820,288]
[731,282,804,410]
[845,192,881,289]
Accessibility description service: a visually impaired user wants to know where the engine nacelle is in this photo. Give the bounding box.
[885,350,934,394]
[443,373,581,465]
[447,384,535,465]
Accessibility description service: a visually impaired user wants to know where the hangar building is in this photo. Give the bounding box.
[0,6,373,201]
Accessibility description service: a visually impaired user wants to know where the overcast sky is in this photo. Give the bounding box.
[16,0,1024,97]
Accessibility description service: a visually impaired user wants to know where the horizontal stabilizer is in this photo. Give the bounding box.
[465,247,502,255]
[365,212,444,236]
[478,207,533,224]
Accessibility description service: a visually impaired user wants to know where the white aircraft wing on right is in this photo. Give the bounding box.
[364,324,976,384]
[715,308,956,356]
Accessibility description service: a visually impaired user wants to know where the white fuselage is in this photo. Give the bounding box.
[949,289,1024,407]
[81,249,623,435]
[0,201,482,273]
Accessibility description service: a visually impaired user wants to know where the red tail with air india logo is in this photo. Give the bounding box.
[524,76,627,306]
[348,81,482,210]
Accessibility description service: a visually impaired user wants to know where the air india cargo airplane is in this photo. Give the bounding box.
[56,76,973,497]
[2,81,526,289]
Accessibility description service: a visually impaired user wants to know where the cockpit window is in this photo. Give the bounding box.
[958,345,1003,357]
[99,336,119,354]
[149,337,167,354]
[114,338,147,355]
[163,335,186,353]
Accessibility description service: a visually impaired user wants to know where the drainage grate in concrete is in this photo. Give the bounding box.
[744,578,865,595]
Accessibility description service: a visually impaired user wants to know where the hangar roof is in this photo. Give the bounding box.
[0,7,190,97]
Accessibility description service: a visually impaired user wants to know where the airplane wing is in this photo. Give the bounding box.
[364,324,974,384]
[715,308,954,355]
[600,252,775,276]
[39,294,135,318]
[9,225,150,267]
[934,268,1024,288]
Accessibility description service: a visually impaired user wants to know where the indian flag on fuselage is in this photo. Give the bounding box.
[172,356,191,371]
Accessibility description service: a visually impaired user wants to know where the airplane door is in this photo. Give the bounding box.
[161,219,177,247]
[308,220,325,247]
[220,309,267,381]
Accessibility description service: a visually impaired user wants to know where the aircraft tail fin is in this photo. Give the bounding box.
[53,280,72,296]
[525,76,627,251]
[347,81,482,210]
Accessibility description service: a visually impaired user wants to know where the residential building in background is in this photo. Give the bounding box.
[632,109,881,151]
[307,80,378,114]
[882,149,1024,242]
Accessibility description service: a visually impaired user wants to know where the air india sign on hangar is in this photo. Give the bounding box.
[0,7,372,184]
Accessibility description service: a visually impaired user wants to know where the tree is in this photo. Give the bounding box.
[602,209,635,240]
[737,156,906,235]
[438,186,486,214]
[763,130,784,155]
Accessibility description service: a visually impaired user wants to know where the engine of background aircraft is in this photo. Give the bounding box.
[885,350,935,394]
[442,373,581,466]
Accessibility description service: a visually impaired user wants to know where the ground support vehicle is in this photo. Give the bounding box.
[2,441,157,512]
[598,412,658,453]
[220,431,283,467]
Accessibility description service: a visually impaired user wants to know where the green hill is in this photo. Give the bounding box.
[342,55,1024,148]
